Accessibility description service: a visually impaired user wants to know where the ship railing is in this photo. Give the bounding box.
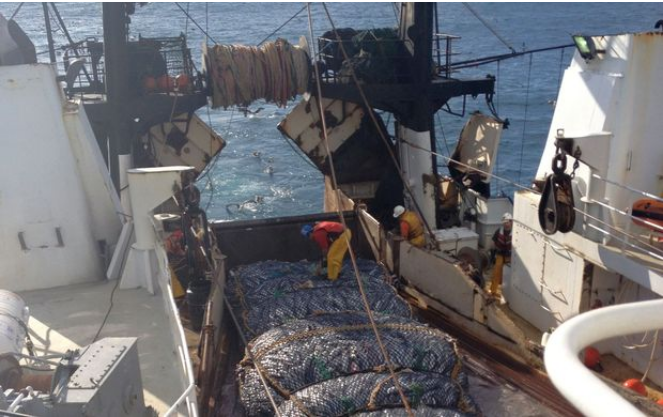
[314,29,460,84]
[152,220,199,417]
[58,38,106,97]
[432,33,460,78]
[315,31,417,85]
[59,34,203,99]
[545,298,663,417]
[137,34,197,82]
[578,173,663,266]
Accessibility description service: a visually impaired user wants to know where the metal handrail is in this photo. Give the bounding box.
[592,173,663,204]
[163,383,197,417]
[151,218,199,417]
[545,299,663,417]
[158,246,199,417]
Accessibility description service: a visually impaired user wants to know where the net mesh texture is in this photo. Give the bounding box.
[227,259,480,417]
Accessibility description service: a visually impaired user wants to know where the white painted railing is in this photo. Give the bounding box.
[154,237,199,417]
[544,299,663,417]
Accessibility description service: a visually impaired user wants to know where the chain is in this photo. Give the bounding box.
[570,148,582,179]
[570,158,580,179]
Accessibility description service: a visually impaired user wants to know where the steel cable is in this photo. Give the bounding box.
[309,4,415,416]
[319,3,439,251]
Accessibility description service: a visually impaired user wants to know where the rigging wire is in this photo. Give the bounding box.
[222,290,284,416]
[89,235,131,345]
[184,2,189,34]
[555,47,566,100]
[174,2,219,45]
[435,112,451,158]
[10,2,24,20]
[256,4,307,47]
[280,132,319,171]
[641,329,660,382]
[309,4,414,416]
[461,2,516,53]
[517,54,533,186]
[391,2,400,24]
[444,43,573,72]
[495,60,502,195]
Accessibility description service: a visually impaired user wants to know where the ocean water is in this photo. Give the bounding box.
[2,2,660,221]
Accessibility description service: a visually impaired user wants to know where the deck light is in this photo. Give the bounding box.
[573,35,598,60]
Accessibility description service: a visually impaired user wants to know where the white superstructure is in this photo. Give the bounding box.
[507,31,663,401]
[0,63,122,291]
[0,62,198,415]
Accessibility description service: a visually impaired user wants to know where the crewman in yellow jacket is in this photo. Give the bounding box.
[490,213,513,296]
[393,205,425,248]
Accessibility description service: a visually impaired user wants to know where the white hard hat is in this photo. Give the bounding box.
[502,212,513,222]
[393,205,405,218]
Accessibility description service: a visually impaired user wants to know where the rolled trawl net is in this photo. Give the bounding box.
[238,312,469,416]
[226,260,412,337]
[227,260,479,416]
[353,407,470,417]
[277,371,478,416]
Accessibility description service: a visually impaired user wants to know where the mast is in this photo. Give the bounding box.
[396,3,437,228]
[102,2,132,189]
[316,2,494,230]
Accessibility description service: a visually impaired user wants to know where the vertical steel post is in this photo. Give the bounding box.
[397,3,439,229]
[103,3,132,189]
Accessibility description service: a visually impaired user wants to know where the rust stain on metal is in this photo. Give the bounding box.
[635,31,663,37]
[422,173,438,186]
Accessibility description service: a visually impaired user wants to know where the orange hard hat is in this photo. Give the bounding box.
[622,378,647,396]
[583,347,601,369]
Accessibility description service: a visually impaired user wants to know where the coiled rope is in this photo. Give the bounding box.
[206,39,310,109]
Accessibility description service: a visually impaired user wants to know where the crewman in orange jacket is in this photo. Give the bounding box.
[393,205,425,248]
[301,221,352,281]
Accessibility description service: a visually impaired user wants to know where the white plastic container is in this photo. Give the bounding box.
[0,290,29,354]
[434,227,479,255]
[475,195,513,249]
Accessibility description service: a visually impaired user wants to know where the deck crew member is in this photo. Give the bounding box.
[490,213,513,295]
[393,205,425,248]
[301,221,352,281]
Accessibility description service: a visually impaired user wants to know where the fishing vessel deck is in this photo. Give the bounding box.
[19,279,185,414]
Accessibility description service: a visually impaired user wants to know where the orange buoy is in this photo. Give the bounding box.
[142,75,157,93]
[157,74,172,92]
[175,74,190,92]
[622,378,647,396]
[584,347,602,369]
[632,198,663,231]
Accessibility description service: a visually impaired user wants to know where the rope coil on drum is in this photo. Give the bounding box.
[204,39,310,109]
